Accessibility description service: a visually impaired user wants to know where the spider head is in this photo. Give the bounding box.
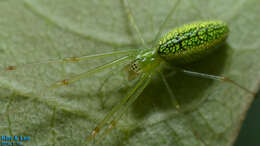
[126,49,161,80]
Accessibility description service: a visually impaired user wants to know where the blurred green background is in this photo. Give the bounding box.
[235,90,260,146]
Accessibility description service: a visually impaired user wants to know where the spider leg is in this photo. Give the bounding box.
[41,56,131,96]
[122,0,148,48]
[153,0,181,44]
[178,68,256,96]
[159,71,180,109]
[85,72,152,145]
[3,50,137,72]
[93,72,153,145]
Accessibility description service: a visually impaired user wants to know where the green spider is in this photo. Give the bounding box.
[2,0,255,145]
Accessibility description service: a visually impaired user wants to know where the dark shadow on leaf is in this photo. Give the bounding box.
[131,43,230,119]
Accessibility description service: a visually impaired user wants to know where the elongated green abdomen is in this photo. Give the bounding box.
[157,21,229,64]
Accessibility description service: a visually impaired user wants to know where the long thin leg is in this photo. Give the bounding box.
[159,71,180,109]
[0,55,131,126]
[1,50,137,124]
[94,72,153,145]
[41,56,130,95]
[85,73,151,145]
[153,0,181,44]
[2,49,137,72]
[122,0,148,48]
[160,71,209,145]
[177,68,256,96]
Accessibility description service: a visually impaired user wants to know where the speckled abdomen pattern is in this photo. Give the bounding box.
[157,21,229,64]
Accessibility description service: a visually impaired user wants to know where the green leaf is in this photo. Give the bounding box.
[0,0,259,146]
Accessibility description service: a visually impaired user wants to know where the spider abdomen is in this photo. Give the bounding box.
[157,21,229,64]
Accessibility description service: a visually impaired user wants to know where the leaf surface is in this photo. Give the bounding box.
[0,0,259,146]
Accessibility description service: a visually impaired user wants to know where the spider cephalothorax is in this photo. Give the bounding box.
[127,49,161,80]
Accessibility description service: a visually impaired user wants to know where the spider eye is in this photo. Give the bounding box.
[130,62,140,73]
